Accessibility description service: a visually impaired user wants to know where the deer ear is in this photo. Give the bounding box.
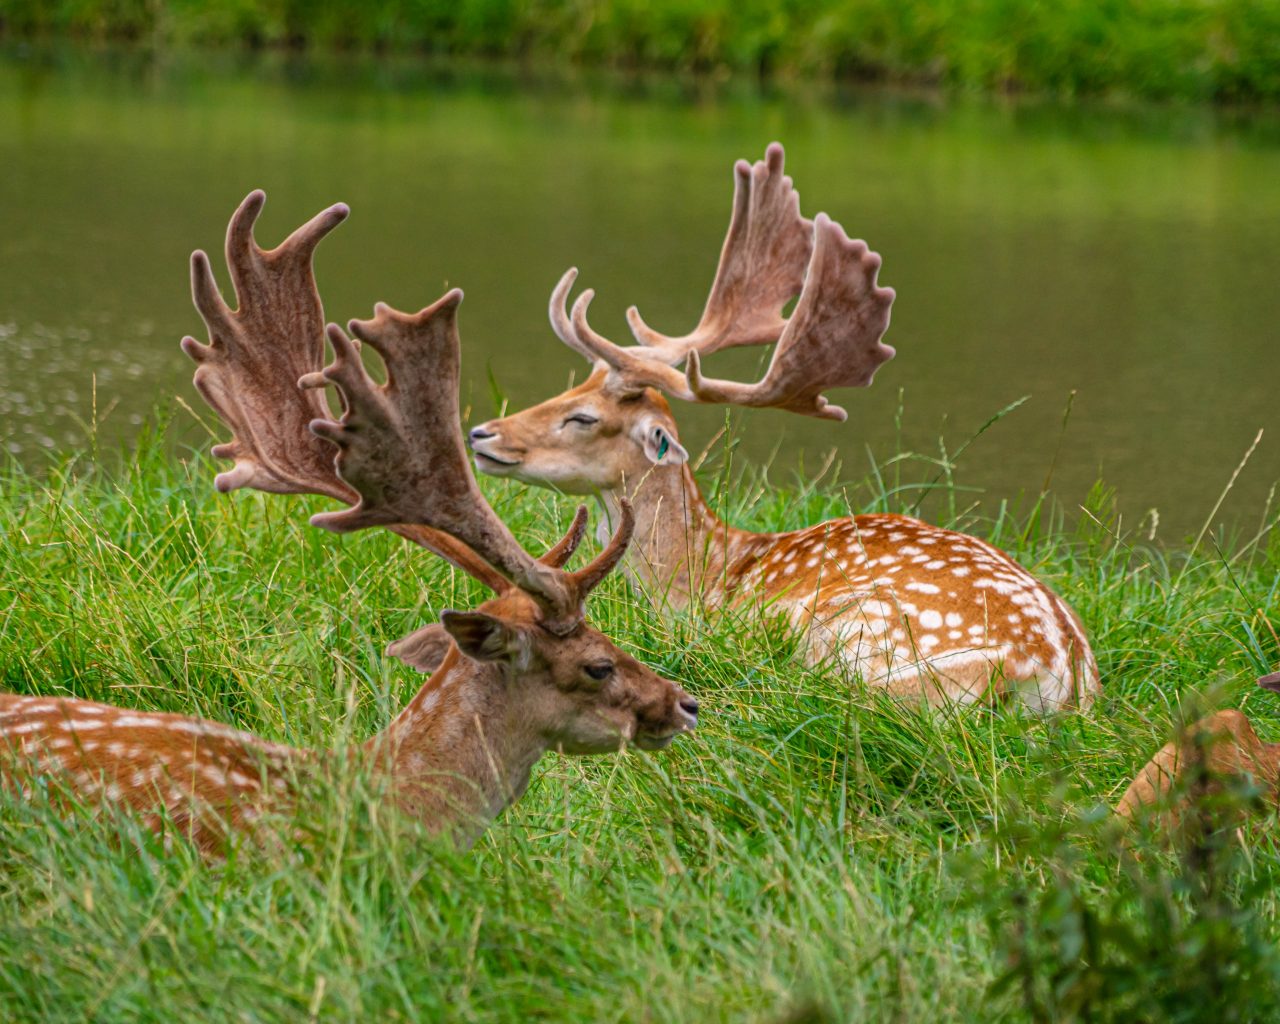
[386,623,454,674]
[634,416,688,466]
[440,610,525,664]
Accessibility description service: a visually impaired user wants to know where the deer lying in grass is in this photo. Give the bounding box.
[1115,671,1280,825]
[468,143,1099,710]
[0,193,697,855]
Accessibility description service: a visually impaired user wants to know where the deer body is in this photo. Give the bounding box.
[1115,709,1280,826]
[1,191,696,855]
[2,606,694,854]
[0,693,296,851]
[475,376,1098,709]
[471,143,1099,710]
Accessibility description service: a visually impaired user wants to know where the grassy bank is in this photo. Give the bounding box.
[2,0,1279,102]
[2,424,1279,1021]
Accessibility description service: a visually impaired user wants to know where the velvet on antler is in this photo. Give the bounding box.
[183,191,532,593]
[546,143,896,421]
[684,213,896,420]
[627,141,814,363]
[183,191,630,635]
[183,190,353,501]
[306,296,634,627]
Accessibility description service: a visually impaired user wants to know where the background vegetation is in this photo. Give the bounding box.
[2,0,1279,102]
[1,417,1278,1020]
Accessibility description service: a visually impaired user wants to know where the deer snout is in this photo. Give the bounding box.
[468,422,524,472]
[673,689,699,732]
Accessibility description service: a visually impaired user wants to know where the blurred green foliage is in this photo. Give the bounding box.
[1,0,1277,101]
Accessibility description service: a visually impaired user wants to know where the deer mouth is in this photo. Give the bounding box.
[634,721,695,751]
[472,449,521,471]
[634,732,678,750]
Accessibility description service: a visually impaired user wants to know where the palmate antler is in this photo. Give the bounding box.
[549,143,896,421]
[304,293,633,627]
[184,191,628,638]
[628,142,814,363]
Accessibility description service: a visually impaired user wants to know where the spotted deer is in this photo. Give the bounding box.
[0,193,697,855]
[469,143,1099,710]
[1116,671,1280,825]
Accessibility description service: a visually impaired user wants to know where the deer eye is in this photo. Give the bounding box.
[584,661,614,681]
[563,413,599,427]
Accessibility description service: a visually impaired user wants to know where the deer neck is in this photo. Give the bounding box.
[599,463,760,611]
[365,647,547,847]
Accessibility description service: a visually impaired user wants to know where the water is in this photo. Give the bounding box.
[3,46,1278,540]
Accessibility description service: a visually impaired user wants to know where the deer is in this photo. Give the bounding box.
[0,192,697,856]
[467,143,1100,710]
[1115,671,1280,826]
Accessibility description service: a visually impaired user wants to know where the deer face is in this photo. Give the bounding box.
[469,369,689,495]
[441,593,698,754]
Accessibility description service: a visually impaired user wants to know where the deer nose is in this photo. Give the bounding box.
[679,696,699,718]
[469,425,497,445]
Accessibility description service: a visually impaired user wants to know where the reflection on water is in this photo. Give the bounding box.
[2,45,1278,538]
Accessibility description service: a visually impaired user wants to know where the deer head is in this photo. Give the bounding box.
[409,592,695,754]
[185,190,697,757]
[468,143,895,496]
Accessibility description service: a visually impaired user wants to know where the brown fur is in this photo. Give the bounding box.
[472,144,1097,709]
[1115,710,1280,827]
[0,592,696,855]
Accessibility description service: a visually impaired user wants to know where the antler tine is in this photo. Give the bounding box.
[685,213,896,421]
[567,499,635,598]
[308,293,628,630]
[626,141,814,365]
[539,504,590,569]
[549,268,606,365]
[567,289,694,399]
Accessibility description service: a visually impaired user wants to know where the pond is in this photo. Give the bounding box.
[2,45,1278,540]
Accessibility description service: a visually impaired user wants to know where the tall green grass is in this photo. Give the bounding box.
[2,0,1279,102]
[1,420,1279,1020]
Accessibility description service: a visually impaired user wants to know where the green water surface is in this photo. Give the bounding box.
[2,46,1277,539]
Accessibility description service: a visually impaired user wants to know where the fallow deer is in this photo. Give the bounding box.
[469,143,1099,710]
[0,193,697,855]
[1115,671,1280,825]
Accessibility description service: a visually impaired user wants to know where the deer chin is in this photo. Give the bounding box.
[634,725,695,751]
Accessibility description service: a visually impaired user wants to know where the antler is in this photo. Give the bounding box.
[184,191,597,603]
[683,214,895,420]
[627,141,814,364]
[183,190,353,500]
[548,143,896,421]
[306,293,634,631]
